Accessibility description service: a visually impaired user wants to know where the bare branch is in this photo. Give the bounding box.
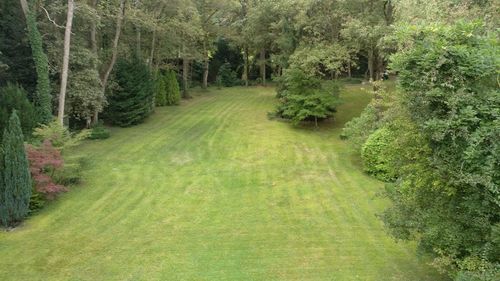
[41,6,65,29]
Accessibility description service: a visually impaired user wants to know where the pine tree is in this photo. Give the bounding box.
[0,111,32,227]
[104,58,154,127]
[165,70,181,106]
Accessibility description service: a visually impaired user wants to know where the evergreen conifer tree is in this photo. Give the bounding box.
[0,111,32,227]
[166,70,181,106]
[154,72,167,106]
[105,58,154,127]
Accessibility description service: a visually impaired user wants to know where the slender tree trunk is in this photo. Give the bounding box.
[243,47,249,86]
[348,60,351,78]
[149,26,156,70]
[260,48,266,86]
[367,49,374,81]
[19,0,28,15]
[202,41,208,89]
[182,56,190,98]
[136,25,141,57]
[94,0,125,124]
[57,0,74,126]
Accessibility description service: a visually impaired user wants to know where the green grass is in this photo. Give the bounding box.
[0,85,445,280]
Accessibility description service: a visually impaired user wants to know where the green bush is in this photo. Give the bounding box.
[154,71,167,106]
[33,121,90,150]
[165,70,181,105]
[0,83,36,138]
[88,122,110,140]
[361,127,397,181]
[28,189,45,215]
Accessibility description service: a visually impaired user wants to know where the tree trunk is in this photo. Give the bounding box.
[57,0,74,126]
[182,56,190,98]
[348,60,351,78]
[202,41,208,89]
[260,48,266,86]
[149,26,156,70]
[243,47,249,86]
[367,49,374,81]
[19,0,28,16]
[136,25,141,57]
[94,0,125,124]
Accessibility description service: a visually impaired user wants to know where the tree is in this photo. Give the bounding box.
[383,22,500,279]
[20,0,52,124]
[104,57,155,127]
[0,84,37,137]
[0,0,36,94]
[165,70,181,105]
[154,72,167,106]
[274,67,340,126]
[0,111,32,227]
[57,0,75,126]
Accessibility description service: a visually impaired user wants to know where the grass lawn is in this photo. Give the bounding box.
[0,85,446,280]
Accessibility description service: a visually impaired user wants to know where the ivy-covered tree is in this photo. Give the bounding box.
[104,58,155,127]
[20,0,52,124]
[0,111,32,227]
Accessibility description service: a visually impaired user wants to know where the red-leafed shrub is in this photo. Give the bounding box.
[26,140,67,199]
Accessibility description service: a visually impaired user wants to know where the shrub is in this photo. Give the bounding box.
[165,70,181,105]
[274,67,340,126]
[0,111,32,227]
[88,122,110,140]
[33,121,90,150]
[0,83,36,138]
[361,127,397,181]
[26,140,66,200]
[105,57,155,127]
[154,71,167,106]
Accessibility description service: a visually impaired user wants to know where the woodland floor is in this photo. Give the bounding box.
[0,85,446,280]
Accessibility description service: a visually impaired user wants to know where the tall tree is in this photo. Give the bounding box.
[0,111,32,227]
[19,0,53,124]
[57,0,75,126]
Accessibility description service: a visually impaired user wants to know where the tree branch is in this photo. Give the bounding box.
[41,6,65,29]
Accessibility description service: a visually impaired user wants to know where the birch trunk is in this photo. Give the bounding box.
[57,0,75,126]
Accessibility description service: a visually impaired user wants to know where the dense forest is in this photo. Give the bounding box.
[0,0,499,280]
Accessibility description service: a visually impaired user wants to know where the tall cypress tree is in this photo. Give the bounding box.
[0,111,32,227]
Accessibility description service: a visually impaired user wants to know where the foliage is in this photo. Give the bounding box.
[340,104,378,148]
[0,111,32,227]
[154,72,167,106]
[165,70,181,106]
[67,47,105,123]
[0,83,36,137]
[24,1,52,124]
[383,22,500,279]
[274,67,340,126]
[105,58,155,127]
[217,62,240,87]
[88,122,110,140]
[33,121,90,151]
[361,127,397,181]
[26,140,66,200]
[288,43,351,77]
[0,0,36,93]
